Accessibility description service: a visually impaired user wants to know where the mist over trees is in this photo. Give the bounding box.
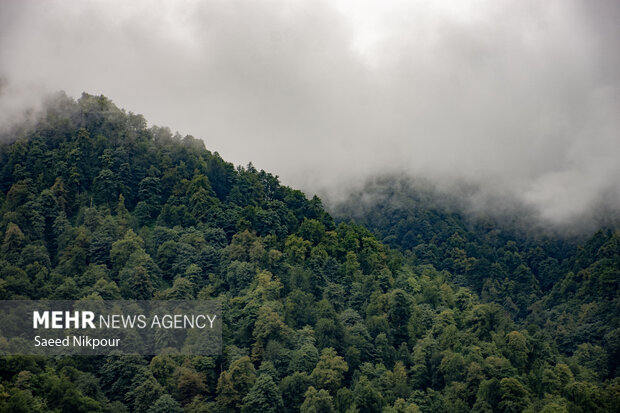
[0,94,618,412]
[2,0,620,224]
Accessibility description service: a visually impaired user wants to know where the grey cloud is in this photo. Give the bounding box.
[0,0,618,227]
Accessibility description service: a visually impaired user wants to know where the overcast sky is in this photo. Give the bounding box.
[0,0,619,225]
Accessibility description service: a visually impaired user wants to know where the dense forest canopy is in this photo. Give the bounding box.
[0,93,618,412]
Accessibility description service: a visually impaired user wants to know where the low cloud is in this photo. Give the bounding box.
[0,0,618,227]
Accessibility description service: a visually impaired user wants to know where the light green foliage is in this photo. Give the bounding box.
[310,348,349,394]
[300,386,335,413]
[216,356,256,412]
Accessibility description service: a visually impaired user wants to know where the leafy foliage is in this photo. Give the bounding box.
[0,93,618,412]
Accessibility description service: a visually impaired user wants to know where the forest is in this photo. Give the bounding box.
[0,93,618,412]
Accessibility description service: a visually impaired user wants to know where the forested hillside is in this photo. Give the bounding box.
[0,93,618,412]
[334,177,620,409]
[332,177,587,314]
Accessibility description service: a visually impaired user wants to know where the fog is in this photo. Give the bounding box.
[1,0,619,226]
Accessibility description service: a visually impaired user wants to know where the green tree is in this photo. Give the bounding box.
[110,229,145,272]
[388,289,412,345]
[1,223,26,264]
[504,331,529,371]
[216,356,256,412]
[498,377,529,413]
[280,372,311,413]
[241,374,284,413]
[126,375,163,413]
[300,386,335,413]
[353,375,385,413]
[310,348,348,394]
[148,394,183,413]
[176,367,208,405]
[290,343,319,374]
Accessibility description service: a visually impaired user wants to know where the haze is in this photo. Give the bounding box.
[1,0,619,226]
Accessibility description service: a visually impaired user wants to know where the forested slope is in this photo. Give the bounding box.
[0,93,618,412]
[334,176,620,410]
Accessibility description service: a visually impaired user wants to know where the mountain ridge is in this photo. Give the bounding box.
[0,93,618,412]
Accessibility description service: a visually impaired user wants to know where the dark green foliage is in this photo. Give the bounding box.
[280,372,312,412]
[0,94,618,411]
[148,394,183,413]
[241,374,284,413]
